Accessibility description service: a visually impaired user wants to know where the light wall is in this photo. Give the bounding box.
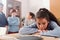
[2,0,7,15]
[16,0,30,18]
[29,0,50,14]
[29,0,44,14]
[20,0,50,17]
[1,0,50,17]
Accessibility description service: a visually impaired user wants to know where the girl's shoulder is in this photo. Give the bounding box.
[49,21,60,28]
[50,21,58,25]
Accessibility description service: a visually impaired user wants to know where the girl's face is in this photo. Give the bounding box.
[11,12,17,17]
[27,13,32,19]
[36,18,49,30]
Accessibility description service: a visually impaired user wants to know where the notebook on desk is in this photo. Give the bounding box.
[13,34,43,40]
[17,35,43,40]
[0,27,7,35]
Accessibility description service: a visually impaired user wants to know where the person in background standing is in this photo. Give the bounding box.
[7,9,20,34]
[0,3,8,33]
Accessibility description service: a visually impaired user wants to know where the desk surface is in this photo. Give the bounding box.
[0,33,60,40]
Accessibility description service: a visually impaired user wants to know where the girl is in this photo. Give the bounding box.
[24,12,35,26]
[19,8,60,37]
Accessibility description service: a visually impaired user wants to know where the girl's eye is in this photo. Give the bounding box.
[38,23,40,25]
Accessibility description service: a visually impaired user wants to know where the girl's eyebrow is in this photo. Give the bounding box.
[38,23,41,25]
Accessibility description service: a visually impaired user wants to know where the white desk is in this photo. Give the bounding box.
[0,33,60,40]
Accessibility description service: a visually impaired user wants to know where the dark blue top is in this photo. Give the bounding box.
[0,12,8,27]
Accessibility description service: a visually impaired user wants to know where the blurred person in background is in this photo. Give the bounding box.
[0,3,8,27]
[7,8,20,34]
[0,3,8,34]
[24,12,35,26]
